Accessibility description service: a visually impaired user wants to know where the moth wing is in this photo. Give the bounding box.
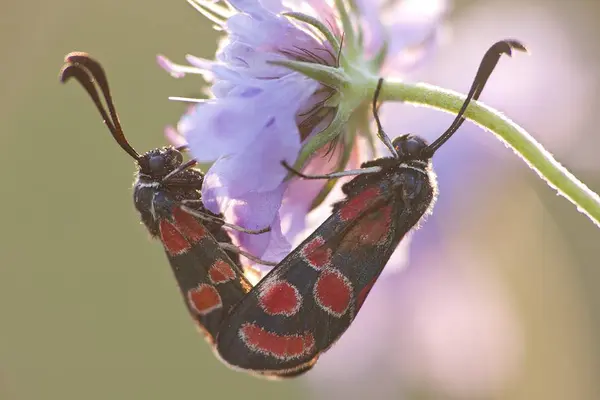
[216,187,403,374]
[159,207,252,343]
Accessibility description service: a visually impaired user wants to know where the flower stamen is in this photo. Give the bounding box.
[187,0,232,27]
[157,55,207,79]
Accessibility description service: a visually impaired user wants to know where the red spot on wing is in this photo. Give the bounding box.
[240,323,315,360]
[173,207,206,243]
[338,187,382,221]
[314,269,353,317]
[208,259,237,284]
[258,280,301,316]
[187,284,222,315]
[159,220,191,255]
[341,204,393,250]
[302,236,332,270]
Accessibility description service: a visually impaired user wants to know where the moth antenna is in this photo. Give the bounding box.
[423,39,527,157]
[60,52,141,160]
[162,159,197,183]
[372,78,399,158]
[59,61,117,138]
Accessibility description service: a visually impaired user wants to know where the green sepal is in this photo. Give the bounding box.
[308,126,356,211]
[269,59,349,91]
[283,12,341,56]
[370,37,389,71]
[290,106,351,175]
[333,0,357,53]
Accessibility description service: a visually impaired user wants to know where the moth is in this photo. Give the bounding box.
[59,53,273,349]
[214,40,527,376]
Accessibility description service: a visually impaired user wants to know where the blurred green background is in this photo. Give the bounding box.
[1,0,600,399]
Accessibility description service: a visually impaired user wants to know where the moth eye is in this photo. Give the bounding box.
[393,135,425,158]
[403,137,422,156]
[148,155,167,174]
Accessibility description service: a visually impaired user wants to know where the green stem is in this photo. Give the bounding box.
[380,78,600,227]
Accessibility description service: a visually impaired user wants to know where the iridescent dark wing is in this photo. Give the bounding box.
[216,162,436,375]
[158,207,253,342]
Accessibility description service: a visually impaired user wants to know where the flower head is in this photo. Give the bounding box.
[159,0,445,264]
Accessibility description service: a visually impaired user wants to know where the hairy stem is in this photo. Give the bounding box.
[380,78,600,227]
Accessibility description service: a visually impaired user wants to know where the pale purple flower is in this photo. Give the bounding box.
[159,0,446,265]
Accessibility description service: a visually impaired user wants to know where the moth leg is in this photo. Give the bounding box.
[282,161,381,180]
[180,204,271,234]
[218,243,278,267]
[179,199,202,205]
[162,159,197,182]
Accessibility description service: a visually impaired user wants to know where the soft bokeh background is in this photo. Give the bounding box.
[1,0,599,399]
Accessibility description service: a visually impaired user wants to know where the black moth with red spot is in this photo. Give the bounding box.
[215,40,527,376]
[59,53,264,351]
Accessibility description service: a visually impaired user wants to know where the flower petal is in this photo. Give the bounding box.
[199,163,228,214]
[213,123,300,200]
[226,0,274,18]
[215,41,291,79]
[185,73,318,193]
[353,0,446,67]
[225,10,329,56]
[258,213,292,265]
[156,54,211,79]
[180,98,267,161]
[384,0,447,70]
[156,55,186,78]
[229,186,289,258]
[280,145,342,239]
